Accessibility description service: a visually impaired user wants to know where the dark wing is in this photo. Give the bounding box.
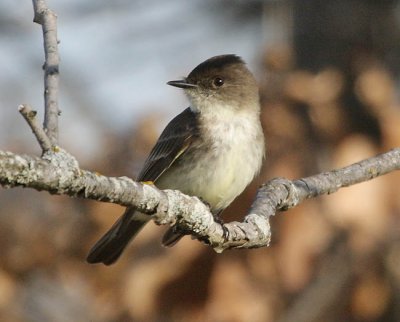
[137,107,199,182]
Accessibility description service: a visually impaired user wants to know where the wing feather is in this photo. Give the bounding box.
[137,108,198,182]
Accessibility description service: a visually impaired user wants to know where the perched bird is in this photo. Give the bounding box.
[87,54,265,265]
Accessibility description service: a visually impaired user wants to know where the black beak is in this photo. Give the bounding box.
[167,79,198,89]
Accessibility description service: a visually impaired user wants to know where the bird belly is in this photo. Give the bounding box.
[156,114,264,212]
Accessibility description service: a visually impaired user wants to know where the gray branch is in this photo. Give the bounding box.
[19,104,52,153]
[1,147,399,252]
[32,0,60,145]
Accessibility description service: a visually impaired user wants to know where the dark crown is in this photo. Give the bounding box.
[188,54,245,77]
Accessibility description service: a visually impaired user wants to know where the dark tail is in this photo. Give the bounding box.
[86,208,150,265]
[162,227,185,247]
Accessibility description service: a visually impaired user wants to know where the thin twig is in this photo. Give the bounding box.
[249,147,400,219]
[18,104,52,152]
[32,0,60,146]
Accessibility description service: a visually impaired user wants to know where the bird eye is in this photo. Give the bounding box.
[213,77,224,87]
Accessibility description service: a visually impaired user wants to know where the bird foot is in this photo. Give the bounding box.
[213,213,229,242]
[197,198,229,242]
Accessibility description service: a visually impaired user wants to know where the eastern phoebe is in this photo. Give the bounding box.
[87,54,265,265]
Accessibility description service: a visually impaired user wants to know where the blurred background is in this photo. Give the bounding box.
[1,0,400,321]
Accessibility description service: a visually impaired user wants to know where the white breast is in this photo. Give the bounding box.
[158,104,265,212]
[199,107,264,209]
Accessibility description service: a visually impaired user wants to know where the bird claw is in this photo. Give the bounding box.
[213,213,229,241]
[198,197,211,209]
[198,198,229,242]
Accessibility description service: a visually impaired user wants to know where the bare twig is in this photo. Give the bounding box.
[32,0,60,145]
[250,147,400,218]
[1,148,399,252]
[18,104,52,152]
